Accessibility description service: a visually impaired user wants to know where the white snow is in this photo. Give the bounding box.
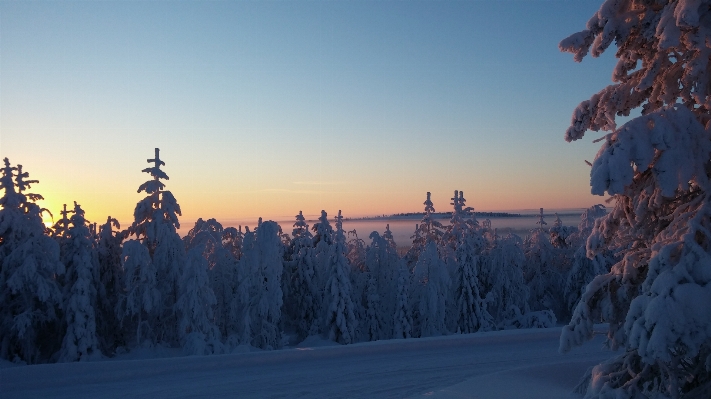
[1,326,611,398]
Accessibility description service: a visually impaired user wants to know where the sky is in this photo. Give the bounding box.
[0,0,617,229]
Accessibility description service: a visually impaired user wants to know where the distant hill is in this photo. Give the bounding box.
[345,211,523,221]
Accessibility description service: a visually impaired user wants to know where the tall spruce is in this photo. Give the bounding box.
[59,202,101,362]
[95,216,125,354]
[559,2,711,397]
[323,211,357,344]
[0,160,64,363]
[121,148,185,347]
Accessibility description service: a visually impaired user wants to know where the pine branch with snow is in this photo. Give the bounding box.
[560,2,711,396]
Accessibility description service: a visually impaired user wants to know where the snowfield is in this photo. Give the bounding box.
[2,326,611,398]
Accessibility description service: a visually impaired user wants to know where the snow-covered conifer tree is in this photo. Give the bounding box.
[548,213,573,249]
[222,225,243,261]
[412,241,449,337]
[59,202,102,362]
[235,221,283,350]
[233,226,256,346]
[442,191,491,334]
[312,210,334,290]
[346,229,367,273]
[287,211,320,339]
[183,218,239,341]
[0,160,64,363]
[392,260,412,339]
[344,229,368,339]
[122,148,185,347]
[562,205,611,317]
[406,192,444,269]
[120,239,159,346]
[51,204,73,240]
[480,233,530,329]
[176,244,223,355]
[322,211,357,344]
[253,221,284,349]
[95,216,125,354]
[559,3,711,396]
[362,228,400,340]
[523,220,563,319]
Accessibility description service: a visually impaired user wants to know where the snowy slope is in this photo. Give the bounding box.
[1,326,611,398]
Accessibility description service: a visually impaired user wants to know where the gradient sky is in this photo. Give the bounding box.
[0,0,616,229]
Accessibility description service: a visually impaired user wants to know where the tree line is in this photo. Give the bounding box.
[0,149,612,364]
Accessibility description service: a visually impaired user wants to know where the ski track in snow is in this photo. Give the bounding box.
[1,327,611,399]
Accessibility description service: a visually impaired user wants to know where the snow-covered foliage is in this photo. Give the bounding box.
[322,211,358,344]
[183,218,239,342]
[233,227,256,346]
[549,213,575,249]
[312,210,334,289]
[392,260,413,339]
[58,202,102,362]
[406,192,445,272]
[95,216,125,354]
[524,225,566,321]
[233,221,284,350]
[559,2,711,397]
[222,225,244,261]
[127,148,185,346]
[176,245,223,355]
[345,229,368,339]
[0,160,64,363]
[363,229,399,340]
[1,150,621,362]
[443,191,491,334]
[480,233,530,329]
[411,241,449,337]
[562,205,611,317]
[51,204,73,240]
[119,239,159,346]
[286,211,320,339]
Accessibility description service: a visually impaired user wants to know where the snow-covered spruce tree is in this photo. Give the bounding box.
[287,211,320,339]
[443,190,492,334]
[392,259,413,339]
[120,239,159,347]
[58,202,102,362]
[559,2,711,397]
[347,229,367,273]
[233,226,256,346]
[411,241,450,337]
[51,204,73,240]
[176,244,223,355]
[549,213,574,249]
[0,160,64,363]
[405,192,444,269]
[345,228,368,334]
[363,228,399,341]
[480,233,531,329]
[95,216,125,354]
[183,218,239,342]
[362,232,386,341]
[322,211,357,344]
[523,209,565,321]
[562,205,611,318]
[237,221,284,350]
[222,225,244,261]
[122,148,185,347]
[312,210,334,290]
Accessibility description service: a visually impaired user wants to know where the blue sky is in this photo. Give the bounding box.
[0,0,615,226]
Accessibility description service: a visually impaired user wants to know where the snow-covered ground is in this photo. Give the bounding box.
[1,326,611,398]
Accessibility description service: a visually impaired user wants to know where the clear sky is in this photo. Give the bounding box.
[0,0,615,229]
